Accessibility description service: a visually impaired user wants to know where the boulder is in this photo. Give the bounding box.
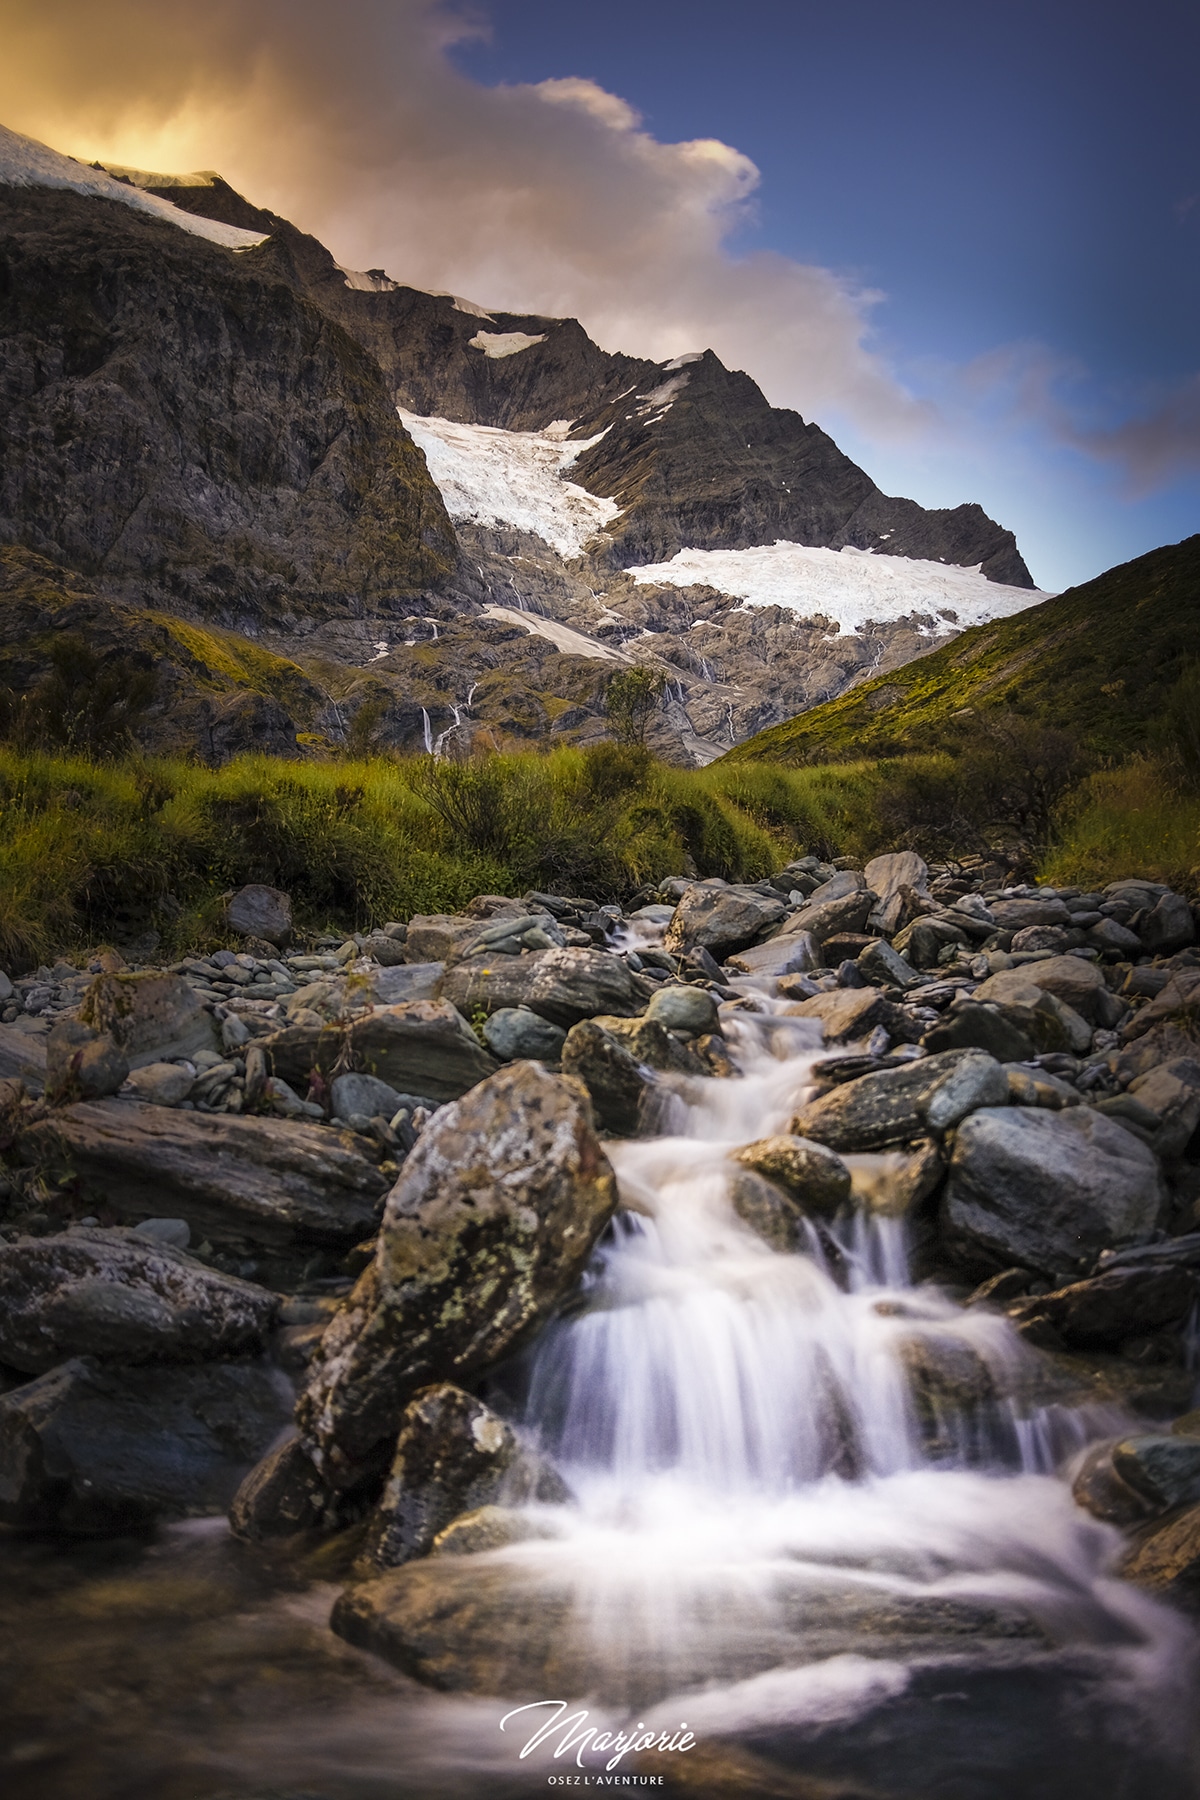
[0,1355,291,1533]
[990,897,1072,930]
[1122,1504,1200,1595]
[125,1060,195,1107]
[1121,970,1200,1044]
[790,1048,1010,1152]
[864,851,930,935]
[18,1100,389,1246]
[857,937,922,991]
[645,984,720,1037]
[79,971,221,1070]
[725,931,819,980]
[1071,1440,1155,1526]
[481,1007,567,1063]
[0,1022,47,1092]
[561,1020,655,1135]
[0,1226,278,1372]
[727,1167,808,1252]
[662,883,786,957]
[891,914,974,969]
[265,999,498,1103]
[730,1136,851,1217]
[783,986,897,1045]
[943,1106,1163,1278]
[368,962,445,1006]
[297,1063,616,1482]
[844,1140,944,1220]
[590,1014,706,1076]
[402,914,482,966]
[226,883,291,947]
[923,1001,1034,1064]
[229,1435,334,1542]
[1128,1059,1200,1161]
[438,947,644,1030]
[431,1504,558,1557]
[360,931,409,967]
[968,970,1093,1054]
[1006,955,1112,1026]
[357,1384,568,1573]
[44,1020,129,1103]
[331,1071,405,1124]
[1087,917,1143,956]
[1112,1436,1200,1511]
[1140,892,1196,956]
[782,889,877,948]
[1005,1263,1193,1348]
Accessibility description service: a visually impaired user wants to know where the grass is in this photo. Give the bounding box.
[1041,756,1200,893]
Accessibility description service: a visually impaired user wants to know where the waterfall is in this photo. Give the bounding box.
[421,707,433,755]
[432,705,463,758]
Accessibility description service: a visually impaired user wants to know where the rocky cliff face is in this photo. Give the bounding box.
[0,187,457,624]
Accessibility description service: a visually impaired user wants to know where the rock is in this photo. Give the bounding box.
[360,931,409,967]
[0,1355,291,1532]
[1112,1435,1200,1510]
[368,962,446,1006]
[1071,1440,1156,1526]
[901,1336,996,1454]
[843,1140,944,1220]
[265,999,498,1104]
[561,1020,655,1135]
[645,985,720,1036]
[725,931,819,979]
[968,970,1093,1054]
[782,888,877,948]
[0,1226,278,1372]
[891,914,974,969]
[331,1071,405,1124]
[0,1022,47,1091]
[1004,1065,1078,1110]
[79,971,220,1070]
[298,1063,616,1481]
[132,1216,191,1248]
[226,884,292,947]
[357,1384,568,1573]
[45,1020,129,1104]
[590,1014,706,1076]
[1122,1504,1200,1594]
[990,897,1072,930]
[864,851,930,934]
[1140,892,1196,956]
[431,1504,558,1557]
[731,1136,851,1217]
[942,1106,1163,1279]
[404,914,497,966]
[1005,1263,1193,1348]
[18,1100,389,1247]
[124,1060,195,1106]
[783,986,896,1045]
[438,947,644,1030]
[1088,917,1143,956]
[1128,1060,1200,1161]
[922,1001,1035,1064]
[229,1434,334,1542]
[804,871,865,907]
[857,936,922,990]
[481,1007,567,1062]
[1008,954,1113,1026]
[727,1167,808,1252]
[790,1048,1009,1152]
[662,883,786,957]
[1009,926,1071,954]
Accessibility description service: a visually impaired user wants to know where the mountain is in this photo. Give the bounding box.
[0,124,1044,764]
[724,534,1200,766]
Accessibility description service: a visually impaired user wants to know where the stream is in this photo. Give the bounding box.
[1,984,1198,1799]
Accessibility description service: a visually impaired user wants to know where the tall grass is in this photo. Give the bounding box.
[1040,755,1200,892]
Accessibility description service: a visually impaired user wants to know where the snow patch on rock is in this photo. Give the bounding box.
[469,330,548,359]
[0,125,267,250]
[398,410,620,559]
[626,540,1051,637]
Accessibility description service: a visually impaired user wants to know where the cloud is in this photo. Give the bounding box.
[0,0,931,441]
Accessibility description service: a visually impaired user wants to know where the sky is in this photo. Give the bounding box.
[0,0,1196,590]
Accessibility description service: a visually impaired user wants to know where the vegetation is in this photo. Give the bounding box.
[605,665,668,745]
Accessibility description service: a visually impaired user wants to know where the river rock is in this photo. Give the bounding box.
[481,1007,567,1062]
[662,882,786,957]
[360,931,409,967]
[229,1434,335,1542]
[1127,1059,1200,1162]
[725,931,819,979]
[357,1384,569,1573]
[890,914,974,969]
[79,971,221,1069]
[731,1136,852,1217]
[942,1106,1163,1279]
[297,1063,616,1483]
[0,1355,291,1532]
[18,1100,389,1246]
[265,999,498,1104]
[0,1226,279,1372]
[561,1020,654,1135]
[783,986,897,1045]
[331,1071,405,1123]
[0,1022,48,1091]
[857,937,923,991]
[1071,1440,1155,1526]
[226,883,292,948]
[590,1014,706,1075]
[990,897,1072,931]
[1122,1503,1200,1595]
[1140,892,1196,955]
[727,1167,808,1252]
[1006,955,1113,1026]
[438,947,644,1029]
[431,1504,559,1556]
[645,984,721,1036]
[782,888,877,948]
[125,1060,196,1106]
[968,970,1093,1054]
[864,851,930,934]
[1005,1263,1193,1348]
[44,1019,129,1104]
[789,1048,1010,1152]
[1112,1435,1200,1511]
[402,915,483,966]
[923,1001,1035,1064]
[844,1140,944,1219]
[368,962,446,1006]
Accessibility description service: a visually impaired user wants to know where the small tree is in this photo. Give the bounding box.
[605,665,667,745]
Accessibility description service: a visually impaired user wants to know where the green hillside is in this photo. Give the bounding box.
[726,534,1200,765]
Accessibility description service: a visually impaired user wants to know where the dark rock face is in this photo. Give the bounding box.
[298,1063,616,1482]
[0,1355,290,1532]
[263,999,498,1104]
[437,947,644,1030]
[560,1019,654,1135]
[790,1048,1010,1152]
[663,883,786,957]
[1005,1263,1193,1348]
[0,1226,279,1371]
[0,187,456,618]
[226,884,292,947]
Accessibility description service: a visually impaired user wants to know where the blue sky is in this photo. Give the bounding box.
[3,0,1196,590]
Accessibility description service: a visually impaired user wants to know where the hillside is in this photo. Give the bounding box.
[725,534,1200,765]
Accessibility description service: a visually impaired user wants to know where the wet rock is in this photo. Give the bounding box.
[901,1335,996,1454]
[662,883,786,957]
[18,1100,389,1246]
[782,986,897,1045]
[357,1383,568,1573]
[45,1019,129,1103]
[331,1071,405,1124]
[298,1063,616,1482]
[561,1019,654,1135]
[1122,1504,1200,1594]
[864,851,930,935]
[1112,1435,1200,1510]
[891,914,974,969]
[226,883,292,948]
[727,1167,808,1252]
[645,984,720,1036]
[0,1226,278,1372]
[1071,1440,1156,1526]
[79,971,221,1069]
[844,1139,944,1220]
[124,1061,195,1107]
[590,1014,707,1076]
[857,936,923,990]
[725,931,819,979]
[790,1048,1010,1152]
[265,999,498,1104]
[229,1434,334,1542]
[942,1106,1163,1279]
[481,1007,567,1062]
[731,1136,852,1218]
[0,1355,291,1533]
[1140,892,1196,956]
[438,947,644,1030]
[431,1504,558,1557]
[923,1001,1035,1064]
[1005,1263,1193,1348]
